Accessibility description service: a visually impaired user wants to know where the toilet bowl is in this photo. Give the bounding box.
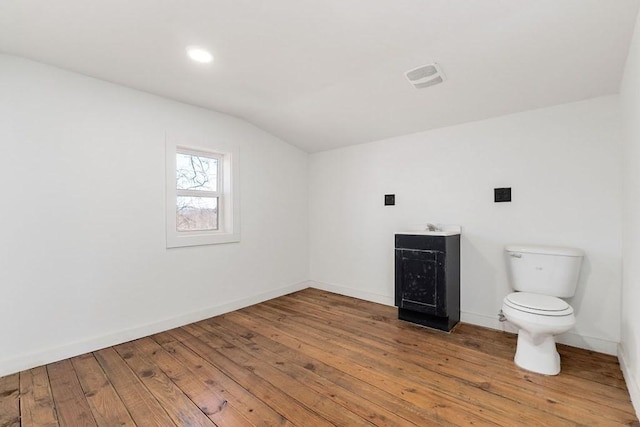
[501,292,575,375]
[503,245,583,375]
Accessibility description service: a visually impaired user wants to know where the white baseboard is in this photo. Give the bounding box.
[0,280,311,377]
[618,344,640,418]
[3,279,622,379]
[308,282,619,356]
[460,309,618,355]
[555,331,618,356]
[309,280,394,306]
[460,309,514,332]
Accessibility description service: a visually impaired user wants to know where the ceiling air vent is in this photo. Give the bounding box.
[405,63,446,89]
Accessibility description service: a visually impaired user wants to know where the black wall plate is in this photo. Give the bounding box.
[494,187,512,203]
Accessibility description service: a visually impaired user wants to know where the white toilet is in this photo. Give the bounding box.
[501,244,584,375]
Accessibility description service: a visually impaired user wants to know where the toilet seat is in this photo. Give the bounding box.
[503,292,573,316]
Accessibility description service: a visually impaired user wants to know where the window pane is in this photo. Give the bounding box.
[176,196,218,231]
[176,153,218,191]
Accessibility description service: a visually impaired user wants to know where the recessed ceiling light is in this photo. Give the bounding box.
[187,47,213,64]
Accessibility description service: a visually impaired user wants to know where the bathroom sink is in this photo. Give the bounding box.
[396,230,460,236]
[396,224,461,236]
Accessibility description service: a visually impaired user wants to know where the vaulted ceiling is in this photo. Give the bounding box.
[1,0,638,152]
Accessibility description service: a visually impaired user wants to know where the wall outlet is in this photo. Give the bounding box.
[384,194,395,206]
[494,187,512,203]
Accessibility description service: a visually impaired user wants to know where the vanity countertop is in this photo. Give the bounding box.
[396,225,461,236]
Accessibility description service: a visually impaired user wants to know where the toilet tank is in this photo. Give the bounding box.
[505,245,584,298]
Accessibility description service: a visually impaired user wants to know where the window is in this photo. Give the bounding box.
[176,149,221,231]
[166,137,239,247]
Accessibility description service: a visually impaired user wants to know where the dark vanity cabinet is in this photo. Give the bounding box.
[395,233,460,332]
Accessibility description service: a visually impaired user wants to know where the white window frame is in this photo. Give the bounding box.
[166,136,240,248]
[175,147,223,232]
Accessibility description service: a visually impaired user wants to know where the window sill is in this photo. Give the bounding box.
[166,231,240,248]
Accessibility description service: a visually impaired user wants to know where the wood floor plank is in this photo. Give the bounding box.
[268,293,637,419]
[269,288,638,425]
[4,288,638,426]
[252,307,561,424]
[179,322,372,426]
[128,337,253,426]
[200,315,417,427]
[295,290,639,422]
[305,289,626,376]
[316,292,634,412]
[113,341,216,427]
[167,326,335,427]
[245,301,627,426]
[0,373,20,427]
[207,314,459,426]
[296,290,632,391]
[222,309,503,426]
[264,297,634,424]
[71,353,136,427]
[47,359,97,427]
[93,347,176,427]
[152,331,293,427]
[19,366,59,427]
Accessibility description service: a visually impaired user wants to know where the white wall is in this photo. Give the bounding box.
[0,50,630,386]
[0,55,309,376]
[620,9,640,416]
[309,96,622,354]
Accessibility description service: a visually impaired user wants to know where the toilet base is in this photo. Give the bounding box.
[514,330,561,375]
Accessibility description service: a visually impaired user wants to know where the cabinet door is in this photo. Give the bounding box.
[395,249,446,316]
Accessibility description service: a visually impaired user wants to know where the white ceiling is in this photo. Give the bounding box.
[1,1,638,152]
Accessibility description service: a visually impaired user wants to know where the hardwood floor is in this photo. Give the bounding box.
[1,288,638,426]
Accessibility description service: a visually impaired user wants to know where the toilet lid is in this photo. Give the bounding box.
[504,292,574,316]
